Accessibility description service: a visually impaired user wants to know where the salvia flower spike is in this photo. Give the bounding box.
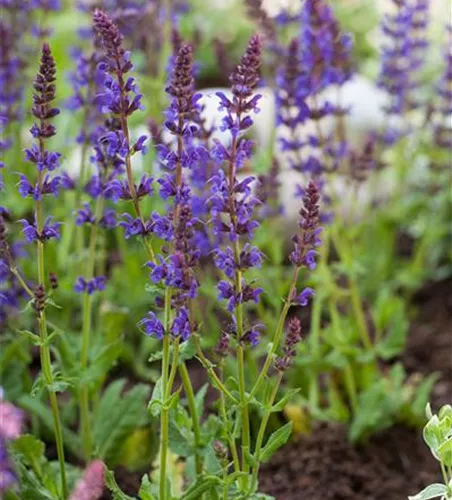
[17,43,68,498]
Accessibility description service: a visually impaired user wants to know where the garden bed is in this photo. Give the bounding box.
[259,278,452,499]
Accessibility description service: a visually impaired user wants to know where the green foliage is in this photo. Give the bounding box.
[408,405,452,500]
[93,379,150,465]
[260,422,293,463]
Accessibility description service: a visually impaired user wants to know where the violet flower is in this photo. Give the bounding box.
[93,9,151,238]
[18,44,65,243]
[274,317,303,371]
[207,36,264,345]
[74,276,106,295]
[433,24,452,152]
[0,20,24,170]
[0,217,28,328]
[139,43,205,341]
[290,181,322,307]
[377,0,430,143]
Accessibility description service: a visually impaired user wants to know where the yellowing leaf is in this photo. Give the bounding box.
[284,404,311,435]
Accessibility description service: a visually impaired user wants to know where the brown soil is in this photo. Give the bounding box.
[259,423,439,500]
[259,278,452,500]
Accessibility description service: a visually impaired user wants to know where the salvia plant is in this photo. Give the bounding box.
[0,1,450,499]
[408,404,452,500]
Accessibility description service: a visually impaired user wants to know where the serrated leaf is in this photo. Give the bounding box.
[408,483,447,500]
[93,379,150,463]
[260,421,292,463]
[178,339,196,363]
[105,469,136,500]
[9,435,45,475]
[168,414,193,457]
[138,474,158,500]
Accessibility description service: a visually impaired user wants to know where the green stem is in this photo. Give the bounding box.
[330,225,372,350]
[79,197,104,460]
[38,313,68,499]
[192,335,238,404]
[249,267,300,400]
[237,344,250,484]
[343,361,358,413]
[36,161,67,497]
[218,367,240,475]
[308,290,323,409]
[349,277,372,350]
[179,362,203,475]
[159,332,171,500]
[440,461,449,488]
[249,372,283,494]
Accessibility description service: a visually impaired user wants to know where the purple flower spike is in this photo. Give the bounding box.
[75,203,96,226]
[295,287,315,306]
[240,323,263,347]
[74,276,107,295]
[275,317,303,371]
[377,0,430,142]
[139,312,164,340]
[20,217,61,243]
[171,307,191,341]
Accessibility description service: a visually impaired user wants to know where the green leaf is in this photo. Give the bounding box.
[9,435,45,475]
[138,474,158,500]
[260,421,293,463]
[408,483,447,500]
[17,329,41,346]
[423,415,442,455]
[244,448,257,467]
[438,437,452,467]
[82,341,122,384]
[105,469,136,500]
[18,396,81,458]
[195,383,208,417]
[93,379,150,463]
[148,377,163,417]
[178,339,196,363]
[179,475,221,500]
[168,414,193,456]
